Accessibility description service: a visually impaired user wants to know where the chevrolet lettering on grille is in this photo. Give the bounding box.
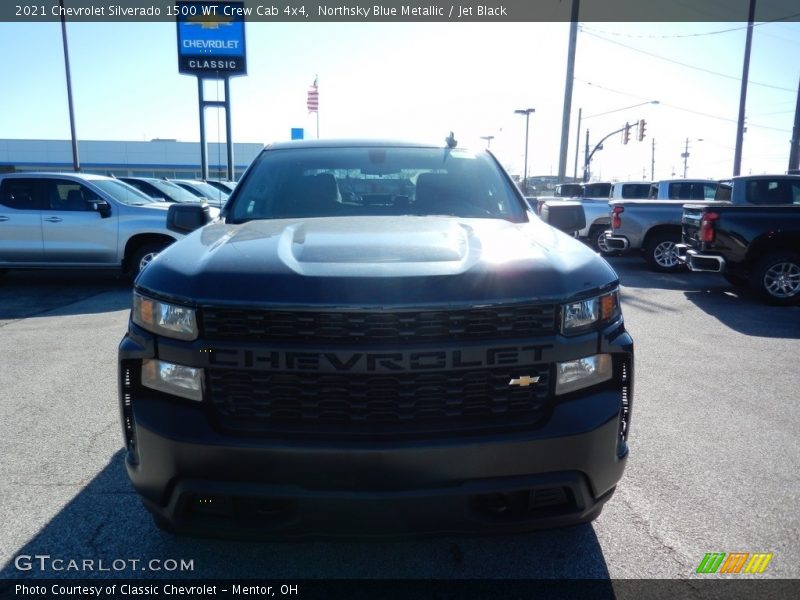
[204,344,554,373]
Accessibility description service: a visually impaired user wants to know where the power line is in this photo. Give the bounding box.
[580,23,748,39]
[581,30,796,93]
[580,15,800,40]
[575,79,792,133]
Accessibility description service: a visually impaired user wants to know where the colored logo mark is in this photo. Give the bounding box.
[696,552,773,574]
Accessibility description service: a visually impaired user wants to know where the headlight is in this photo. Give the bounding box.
[556,354,613,395]
[561,289,620,334]
[132,292,198,340]
[141,359,204,402]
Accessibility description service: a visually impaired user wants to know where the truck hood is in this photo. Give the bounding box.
[137,216,618,306]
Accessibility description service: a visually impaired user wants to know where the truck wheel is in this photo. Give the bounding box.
[590,226,617,256]
[751,252,800,305]
[129,242,167,277]
[645,232,682,272]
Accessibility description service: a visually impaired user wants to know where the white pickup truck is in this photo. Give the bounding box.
[0,172,216,276]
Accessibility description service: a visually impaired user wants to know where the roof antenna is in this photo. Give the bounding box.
[445,131,458,149]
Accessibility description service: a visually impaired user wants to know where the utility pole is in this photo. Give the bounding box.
[59,0,79,172]
[682,138,689,178]
[733,0,756,176]
[558,0,580,182]
[583,128,590,181]
[789,76,800,173]
[651,138,655,180]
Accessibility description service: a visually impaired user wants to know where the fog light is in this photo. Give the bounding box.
[141,359,203,402]
[556,354,612,395]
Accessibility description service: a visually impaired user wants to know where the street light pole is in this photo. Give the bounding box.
[480,135,494,148]
[515,108,535,193]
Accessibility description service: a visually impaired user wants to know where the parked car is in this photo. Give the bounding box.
[119,177,206,204]
[610,181,651,200]
[647,179,717,200]
[554,183,583,198]
[119,139,633,538]
[604,179,718,271]
[205,180,237,194]
[677,174,800,304]
[0,172,208,276]
[583,182,612,198]
[170,179,229,208]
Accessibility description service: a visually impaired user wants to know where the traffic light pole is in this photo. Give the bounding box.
[583,124,627,182]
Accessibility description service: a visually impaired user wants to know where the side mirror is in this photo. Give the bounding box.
[540,201,586,235]
[167,203,211,234]
[90,200,111,218]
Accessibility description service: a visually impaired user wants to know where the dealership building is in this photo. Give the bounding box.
[0,138,264,180]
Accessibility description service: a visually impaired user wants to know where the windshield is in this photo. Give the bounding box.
[178,181,229,201]
[149,179,203,203]
[92,179,159,205]
[229,146,526,223]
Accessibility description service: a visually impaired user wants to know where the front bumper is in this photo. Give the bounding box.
[119,328,633,538]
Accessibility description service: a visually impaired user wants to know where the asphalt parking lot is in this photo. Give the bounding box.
[0,257,798,583]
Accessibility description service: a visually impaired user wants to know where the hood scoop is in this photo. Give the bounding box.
[277,219,474,276]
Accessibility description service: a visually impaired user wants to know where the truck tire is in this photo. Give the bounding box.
[751,252,800,305]
[129,242,168,277]
[590,226,617,256]
[645,232,682,272]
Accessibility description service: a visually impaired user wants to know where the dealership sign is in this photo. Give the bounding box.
[176,1,247,76]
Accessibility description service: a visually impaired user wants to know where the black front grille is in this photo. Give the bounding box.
[201,304,557,344]
[207,365,552,436]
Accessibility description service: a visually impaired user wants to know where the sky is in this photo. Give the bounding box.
[1,10,799,183]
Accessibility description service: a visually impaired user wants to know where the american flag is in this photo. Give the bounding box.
[307,77,319,113]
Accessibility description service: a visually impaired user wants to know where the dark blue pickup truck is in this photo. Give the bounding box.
[118,139,634,538]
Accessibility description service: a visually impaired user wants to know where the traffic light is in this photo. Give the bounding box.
[623,122,631,145]
[638,119,647,142]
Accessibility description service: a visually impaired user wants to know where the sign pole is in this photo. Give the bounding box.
[225,77,234,180]
[197,77,208,180]
[177,1,246,182]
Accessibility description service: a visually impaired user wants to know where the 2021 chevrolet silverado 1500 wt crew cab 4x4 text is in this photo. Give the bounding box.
[119,139,634,538]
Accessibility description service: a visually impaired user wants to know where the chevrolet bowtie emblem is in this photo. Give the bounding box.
[509,375,540,387]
